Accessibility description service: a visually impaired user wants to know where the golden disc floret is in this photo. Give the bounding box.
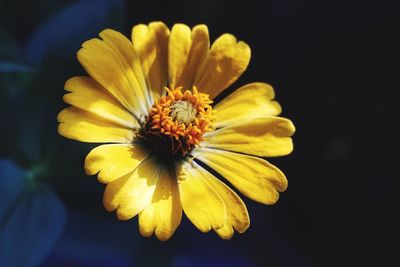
[140,86,214,157]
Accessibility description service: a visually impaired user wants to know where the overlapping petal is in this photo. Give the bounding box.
[175,161,226,233]
[131,22,170,103]
[214,82,282,128]
[77,29,150,118]
[190,161,250,239]
[203,117,295,157]
[175,161,250,238]
[103,156,161,220]
[63,76,139,129]
[193,148,288,204]
[139,167,182,241]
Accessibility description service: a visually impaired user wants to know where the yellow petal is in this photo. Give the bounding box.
[103,156,161,220]
[194,34,251,99]
[63,76,139,129]
[176,161,226,232]
[132,22,170,103]
[193,148,288,204]
[203,117,295,157]
[168,24,191,88]
[168,24,209,89]
[85,144,149,184]
[214,83,282,128]
[77,29,149,118]
[175,25,209,89]
[139,167,182,241]
[190,161,250,239]
[57,107,134,143]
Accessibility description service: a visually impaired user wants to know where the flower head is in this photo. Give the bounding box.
[58,22,295,240]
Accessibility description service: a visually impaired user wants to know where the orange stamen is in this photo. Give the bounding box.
[145,86,214,156]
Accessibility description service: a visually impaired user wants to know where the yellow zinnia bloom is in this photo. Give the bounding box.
[57,22,295,241]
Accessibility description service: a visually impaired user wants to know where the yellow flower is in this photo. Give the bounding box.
[57,22,295,241]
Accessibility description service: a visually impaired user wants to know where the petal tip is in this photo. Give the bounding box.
[115,208,135,221]
[155,230,174,241]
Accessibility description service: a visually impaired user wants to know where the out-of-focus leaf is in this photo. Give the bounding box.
[0,160,25,219]
[0,70,34,106]
[0,160,66,267]
[25,0,124,66]
[18,111,46,165]
[0,28,35,108]
[0,61,34,73]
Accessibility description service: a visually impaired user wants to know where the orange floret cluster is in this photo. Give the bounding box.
[147,86,214,148]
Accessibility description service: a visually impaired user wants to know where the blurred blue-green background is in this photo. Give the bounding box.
[1,0,398,266]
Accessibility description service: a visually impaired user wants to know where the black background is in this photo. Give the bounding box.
[132,1,400,266]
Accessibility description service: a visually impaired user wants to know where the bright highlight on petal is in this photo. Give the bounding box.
[57,21,295,240]
[139,167,182,241]
[85,144,149,183]
[103,156,161,220]
[191,161,250,239]
[176,161,226,233]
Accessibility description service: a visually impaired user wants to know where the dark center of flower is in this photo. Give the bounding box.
[137,86,214,162]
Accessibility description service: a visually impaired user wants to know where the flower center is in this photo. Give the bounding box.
[138,86,214,160]
[170,101,197,124]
